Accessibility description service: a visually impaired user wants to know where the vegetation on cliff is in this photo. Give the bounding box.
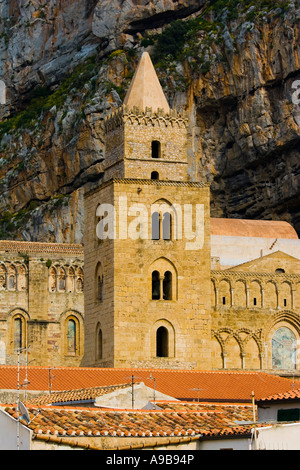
[0,0,298,240]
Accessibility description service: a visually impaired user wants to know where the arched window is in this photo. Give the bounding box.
[76,267,84,293]
[58,267,66,292]
[97,326,103,361]
[67,319,77,355]
[162,212,172,240]
[276,268,285,273]
[151,210,172,240]
[156,326,169,357]
[163,271,172,300]
[66,267,75,292]
[98,275,103,302]
[17,264,27,291]
[49,266,57,292]
[14,317,23,351]
[0,264,6,290]
[152,140,161,159]
[95,263,104,302]
[151,212,160,240]
[8,265,16,291]
[272,327,297,370]
[152,271,160,300]
[151,171,159,180]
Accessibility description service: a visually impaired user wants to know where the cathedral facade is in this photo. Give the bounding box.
[0,53,299,374]
[82,52,300,373]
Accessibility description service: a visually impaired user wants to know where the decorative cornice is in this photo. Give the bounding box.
[211,270,300,280]
[103,105,189,133]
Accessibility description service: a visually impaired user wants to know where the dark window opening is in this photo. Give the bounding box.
[152,140,161,159]
[162,212,172,240]
[275,268,285,273]
[97,275,103,302]
[222,296,226,305]
[156,326,169,357]
[163,271,172,300]
[67,319,76,355]
[278,408,300,422]
[151,171,159,180]
[14,318,22,351]
[254,297,257,306]
[151,212,160,240]
[152,271,160,300]
[284,298,287,307]
[97,328,103,360]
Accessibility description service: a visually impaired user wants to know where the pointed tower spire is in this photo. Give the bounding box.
[123,52,170,113]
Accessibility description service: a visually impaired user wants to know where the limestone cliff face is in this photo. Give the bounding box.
[0,0,299,242]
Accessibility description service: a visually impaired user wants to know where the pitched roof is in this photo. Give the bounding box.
[257,388,300,403]
[210,218,299,239]
[123,52,170,113]
[2,401,254,440]
[25,383,136,406]
[0,366,296,402]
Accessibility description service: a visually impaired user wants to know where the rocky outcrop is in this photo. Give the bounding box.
[0,0,299,241]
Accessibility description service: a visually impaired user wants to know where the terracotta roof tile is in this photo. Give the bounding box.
[25,382,136,406]
[2,402,256,440]
[0,366,296,403]
[257,388,300,402]
[0,240,83,255]
[210,218,299,239]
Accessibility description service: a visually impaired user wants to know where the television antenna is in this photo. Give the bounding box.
[147,374,156,405]
[49,367,56,394]
[190,388,204,402]
[126,375,141,409]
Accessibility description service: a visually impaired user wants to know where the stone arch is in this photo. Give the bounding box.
[7,263,17,291]
[7,308,30,354]
[48,265,57,292]
[149,257,178,301]
[278,281,293,309]
[211,279,217,307]
[233,279,247,307]
[295,281,300,310]
[16,263,27,291]
[151,319,175,359]
[75,266,84,293]
[212,328,242,369]
[66,266,75,292]
[265,311,300,370]
[60,309,84,358]
[238,328,263,370]
[151,198,176,241]
[0,263,7,290]
[57,266,66,292]
[264,280,278,308]
[250,279,263,308]
[218,278,232,307]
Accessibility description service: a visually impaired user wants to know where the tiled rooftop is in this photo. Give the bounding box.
[0,366,293,402]
[257,388,300,403]
[25,383,136,406]
[0,366,296,402]
[0,240,83,255]
[2,401,255,440]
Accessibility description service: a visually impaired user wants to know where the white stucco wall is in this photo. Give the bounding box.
[211,235,300,268]
[0,408,32,450]
[257,422,300,450]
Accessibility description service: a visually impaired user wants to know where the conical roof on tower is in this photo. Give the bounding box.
[123,52,170,113]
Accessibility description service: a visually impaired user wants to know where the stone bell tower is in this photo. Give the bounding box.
[83,52,212,369]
